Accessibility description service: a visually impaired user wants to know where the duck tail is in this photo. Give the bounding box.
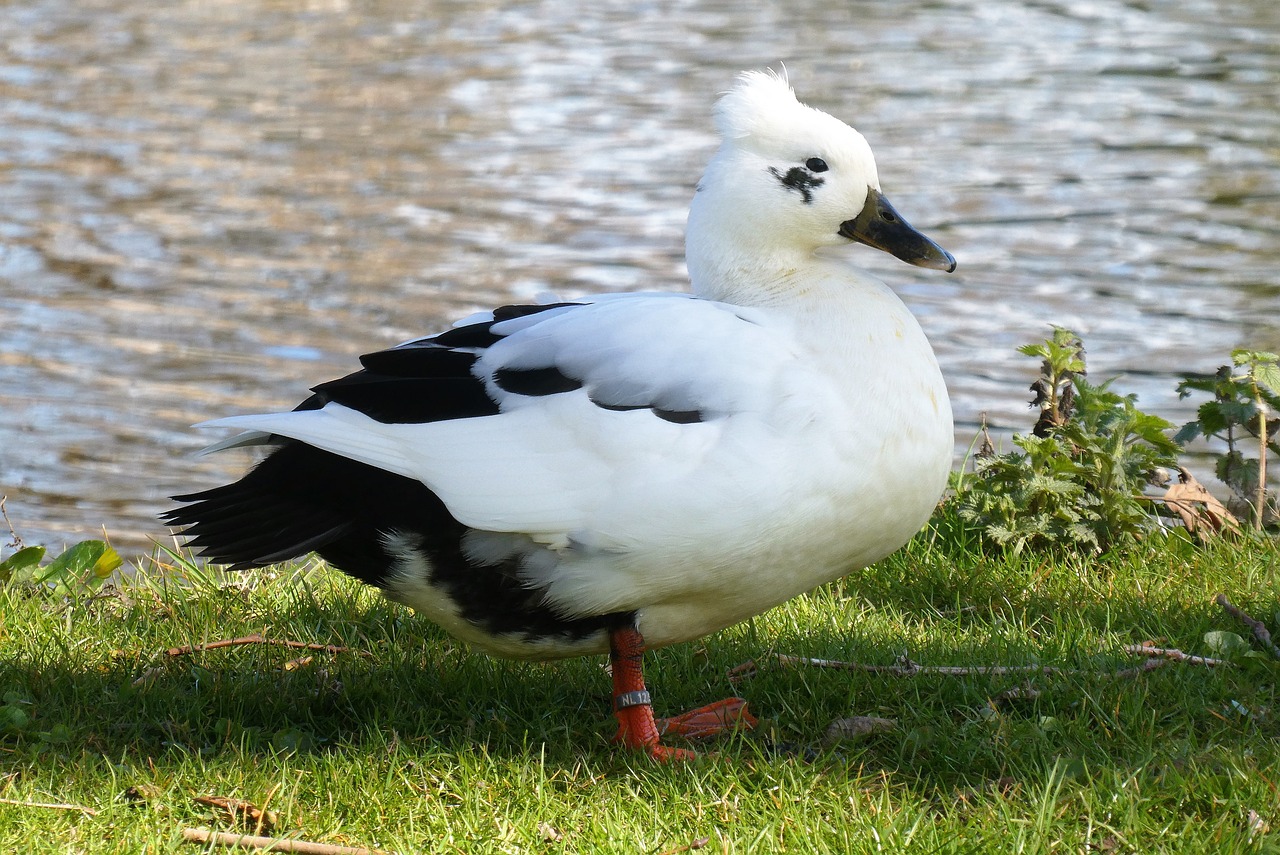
[161,441,434,586]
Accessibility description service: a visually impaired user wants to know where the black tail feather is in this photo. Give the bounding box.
[165,439,635,643]
[163,442,438,585]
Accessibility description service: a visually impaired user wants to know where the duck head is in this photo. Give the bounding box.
[687,70,955,303]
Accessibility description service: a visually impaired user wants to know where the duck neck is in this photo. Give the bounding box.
[687,243,816,308]
[685,186,932,373]
[685,196,818,308]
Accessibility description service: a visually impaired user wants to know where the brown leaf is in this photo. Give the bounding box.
[1162,466,1242,539]
[992,682,1041,704]
[131,665,167,687]
[123,784,162,805]
[822,716,896,746]
[194,795,278,833]
[725,659,759,683]
[537,822,563,842]
[657,837,711,855]
[976,414,995,459]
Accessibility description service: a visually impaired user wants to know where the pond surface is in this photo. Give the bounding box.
[1,0,1278,556]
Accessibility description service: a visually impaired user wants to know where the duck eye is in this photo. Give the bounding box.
[805,157,829,173]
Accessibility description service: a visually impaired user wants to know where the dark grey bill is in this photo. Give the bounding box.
[838,188,956,272]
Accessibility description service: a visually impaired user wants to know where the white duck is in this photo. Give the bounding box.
[165,70,956,761]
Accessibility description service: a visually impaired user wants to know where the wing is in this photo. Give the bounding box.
[200,293,810,538]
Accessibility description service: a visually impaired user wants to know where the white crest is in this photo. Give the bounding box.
[712,70,871,165]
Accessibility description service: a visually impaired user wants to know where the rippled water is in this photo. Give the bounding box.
[2,0,1278,556]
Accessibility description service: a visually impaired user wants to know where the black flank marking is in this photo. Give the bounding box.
[591,400,649,413]
[425,323,504,349]
[590,398,704,424]
[494,366,583,396]
[165,442,633,642]
[652,408,704,424]
[491,301,583,321]
[290,302,594,424]
[399,302,586,352]
[359,346,477,377]
[305,347,498,424]
[769,166,825,204]
[293,392,325,412]
[311,373,499,424]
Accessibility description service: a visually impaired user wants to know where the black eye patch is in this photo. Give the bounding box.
[768,166,825,205]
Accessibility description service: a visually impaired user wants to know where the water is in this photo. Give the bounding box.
[1,0,1277,557]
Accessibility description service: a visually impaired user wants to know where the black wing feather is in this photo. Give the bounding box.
[299,302,586,425]
[162,297,693,641]
[310,372,499,424]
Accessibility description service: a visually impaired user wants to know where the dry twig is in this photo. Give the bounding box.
[729,645,1235,684]
[1216,594,1280,660]
[0,495,22,549]
[180,827,387,855]
[164,634,369,658]
[0,796,98,816]
[1122,644,1233,667]
[731,653,1069,681]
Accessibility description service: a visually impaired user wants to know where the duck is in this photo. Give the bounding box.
[163,70,957,761]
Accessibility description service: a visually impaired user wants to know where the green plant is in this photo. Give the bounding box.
[1175,350,1280,530]
[0,498,121,598]
[0,538,122,598]
[953,328,1180,555]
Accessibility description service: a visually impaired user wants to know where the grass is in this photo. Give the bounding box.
[1,527,1278,854]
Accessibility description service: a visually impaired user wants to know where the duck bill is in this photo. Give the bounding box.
[838,188,956,272]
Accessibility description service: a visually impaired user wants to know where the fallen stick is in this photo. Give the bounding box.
[730,653,1069,681]
[1215,594,1280,660]
[180,827,387,855]
[0,495,22,548]
[729,645,1234,683]
[1121,644,1232,667]
[789,654,1070,676]
[165,634,368,658]
[0,796,98,815]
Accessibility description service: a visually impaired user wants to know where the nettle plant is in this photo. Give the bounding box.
[953,328,1180,555]
[1175,350,1280,531]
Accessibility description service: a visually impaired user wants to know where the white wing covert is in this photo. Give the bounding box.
[202,294,808,539]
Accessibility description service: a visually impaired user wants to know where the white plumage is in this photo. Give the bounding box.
[168,70,957,757]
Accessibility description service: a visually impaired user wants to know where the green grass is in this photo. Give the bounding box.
[1,529,1277,854]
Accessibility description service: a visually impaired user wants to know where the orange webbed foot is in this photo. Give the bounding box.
[657,697,757,739]
[609,627,756,761]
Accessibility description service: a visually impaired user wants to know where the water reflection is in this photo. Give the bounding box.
[1,0,1277,555]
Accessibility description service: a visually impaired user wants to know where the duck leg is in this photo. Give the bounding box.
[608,626,757,761]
